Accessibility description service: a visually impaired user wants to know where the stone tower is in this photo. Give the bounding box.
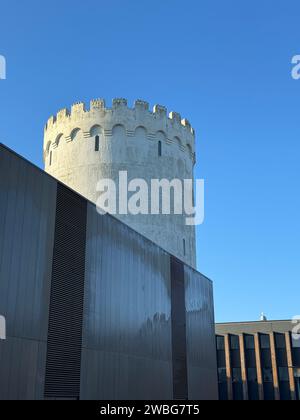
[44,98,197,268]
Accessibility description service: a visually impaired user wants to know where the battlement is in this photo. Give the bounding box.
[44,98,195,136]
[134,99,149,111]
[71,102,86,114]
[91,98,106,110]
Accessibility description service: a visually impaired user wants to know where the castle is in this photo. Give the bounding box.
[44,98,197,268]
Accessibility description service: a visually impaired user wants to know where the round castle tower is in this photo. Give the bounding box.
[44,98,197,268]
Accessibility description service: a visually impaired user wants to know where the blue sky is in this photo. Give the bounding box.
[0,0,299,322]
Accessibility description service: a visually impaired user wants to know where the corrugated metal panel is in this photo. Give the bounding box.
[80,204,173,400]
[184,265,219,400]
[44,184,87,399]
[0,145,57,400]
[170,257,188,400]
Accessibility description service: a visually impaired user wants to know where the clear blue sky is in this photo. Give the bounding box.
[1,0,299,322]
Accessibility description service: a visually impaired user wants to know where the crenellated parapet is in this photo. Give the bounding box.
[44,98,196,162]
[45,98,195,133]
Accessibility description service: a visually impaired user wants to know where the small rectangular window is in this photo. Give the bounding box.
[263,368,273,383]
[292,334,300,348]
[247,368,258,383]
[95,136,100,152]
[230,335,240,350]
[278,367,289,382]
[218,368,227,383]
[49,151,52,166]
[232,368,242,383]
[275,333,286,349]
[158,141,162,157]
[183,239,186,256]
[260,334,271,349]
[216,335,225,351]
[245,334,255,350]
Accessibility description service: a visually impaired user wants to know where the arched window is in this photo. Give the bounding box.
[135,126,147,140]
[156,131,165,157]
[55,133,63,147]
[90,125,103,137]
[70,128,81,141]
[187,144,192,156]
[112,124,126,138]
[174,136,182,148]
[90,125,103,152]
[45,141,51,156]
[95,135,100,152]
[158,140,162,157]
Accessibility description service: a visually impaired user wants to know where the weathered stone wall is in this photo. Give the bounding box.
[44,98,197,267]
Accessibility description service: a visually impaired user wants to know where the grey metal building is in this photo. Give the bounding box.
[0,143,218,400]
[216,320,300,400]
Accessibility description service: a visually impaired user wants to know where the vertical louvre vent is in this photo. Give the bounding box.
[171,256,188,401]
[44,184,87,399]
